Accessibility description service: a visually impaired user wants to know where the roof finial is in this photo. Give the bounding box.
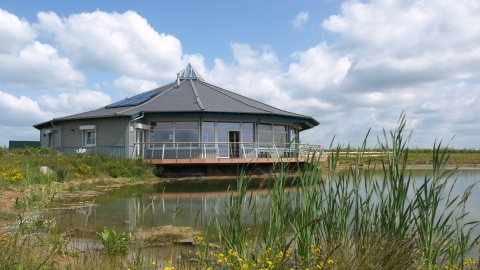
[178,63,204,81]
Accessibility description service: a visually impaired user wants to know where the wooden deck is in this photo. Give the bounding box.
[135,143,327,165]
[146,157,326,165]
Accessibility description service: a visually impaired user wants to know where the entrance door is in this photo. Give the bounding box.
[135,130,144,157]
[217,131,240,158]
[48,133,54,148]
[229,131,240,158]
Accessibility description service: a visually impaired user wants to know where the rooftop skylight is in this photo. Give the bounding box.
[178,63,204,81]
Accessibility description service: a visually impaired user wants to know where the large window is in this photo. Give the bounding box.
[175,121,199,143]
[150,121,199,146]
[290,128,298,143]
[241,122,254,143]
[258,124,287,144]
[151,122,173,144]
[202,121,215,147]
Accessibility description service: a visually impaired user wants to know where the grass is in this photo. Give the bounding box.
[0,113,479,269]
[0,147,160,188]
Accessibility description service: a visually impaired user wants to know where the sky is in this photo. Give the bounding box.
[0,0,479,149]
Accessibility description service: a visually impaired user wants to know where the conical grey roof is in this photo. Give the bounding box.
[34,64,319,130]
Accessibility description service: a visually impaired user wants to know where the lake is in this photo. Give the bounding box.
[49,167,480,259]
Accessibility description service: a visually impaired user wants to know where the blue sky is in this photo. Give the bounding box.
[1,0,479,149]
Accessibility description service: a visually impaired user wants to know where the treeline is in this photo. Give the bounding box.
[326,147,480,154]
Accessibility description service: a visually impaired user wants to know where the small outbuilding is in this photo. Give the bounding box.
[34,64,323,164]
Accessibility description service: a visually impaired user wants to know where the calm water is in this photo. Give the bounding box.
[50,168,480,247]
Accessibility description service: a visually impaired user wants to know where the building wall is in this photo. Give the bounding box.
[40,126,62,148]
[63,118,128,148]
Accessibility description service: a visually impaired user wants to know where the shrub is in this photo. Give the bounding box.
[97,227,132,255]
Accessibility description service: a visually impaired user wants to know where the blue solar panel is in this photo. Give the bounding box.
[106,90,161,108]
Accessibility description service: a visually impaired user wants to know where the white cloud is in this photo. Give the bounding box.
[0,89,111,130]
[200,0,480,148]
[230,43,281,71]
[38,90,111,112]
[204,43,283,103]
[0,9,36,54]
[0,41,85,89]
[322,0,480,86]
[1,2,479,149]
[0,91,50,126]
[114,76,159,97]
[34,10,184,80]
[290,11,309,29]
[285,43,351,93]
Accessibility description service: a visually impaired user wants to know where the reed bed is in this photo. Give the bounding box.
[198,113,480,270]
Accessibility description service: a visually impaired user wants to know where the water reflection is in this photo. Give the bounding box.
[51,168,480,243]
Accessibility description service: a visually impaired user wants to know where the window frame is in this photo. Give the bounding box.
[150,121,200,149]
[83,129,96,147]
[80,125,97,147]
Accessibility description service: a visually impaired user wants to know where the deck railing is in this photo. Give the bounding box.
[131,142,326,160]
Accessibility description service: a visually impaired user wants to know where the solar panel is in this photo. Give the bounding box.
[106,90,161,108]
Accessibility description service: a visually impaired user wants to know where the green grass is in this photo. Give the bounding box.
[0,149,159,189]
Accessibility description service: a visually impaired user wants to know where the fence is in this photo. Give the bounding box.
[132,142,326,160]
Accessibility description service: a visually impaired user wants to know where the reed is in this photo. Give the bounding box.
[204,112,480,270]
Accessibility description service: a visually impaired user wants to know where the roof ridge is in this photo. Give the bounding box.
[189,79,205,110]
[116,81,178,114]
[197,81,308,118]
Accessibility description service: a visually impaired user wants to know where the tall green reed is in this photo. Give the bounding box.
[209,112,479,269]
[213,168,255,258]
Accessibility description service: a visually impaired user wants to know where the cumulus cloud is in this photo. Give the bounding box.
[34,10,184,80]
[0,89,111,129]
[285,43,351,94]
[200,0,480,148]
[204,43,283,103]
[0,91,51,126]
[38,90,111,112]
[290,11,309,29]
[114,76,159,97]
[1,2,479,149]
[322,0,480,88]
[0,41,85,89]
[0,9,36,54]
